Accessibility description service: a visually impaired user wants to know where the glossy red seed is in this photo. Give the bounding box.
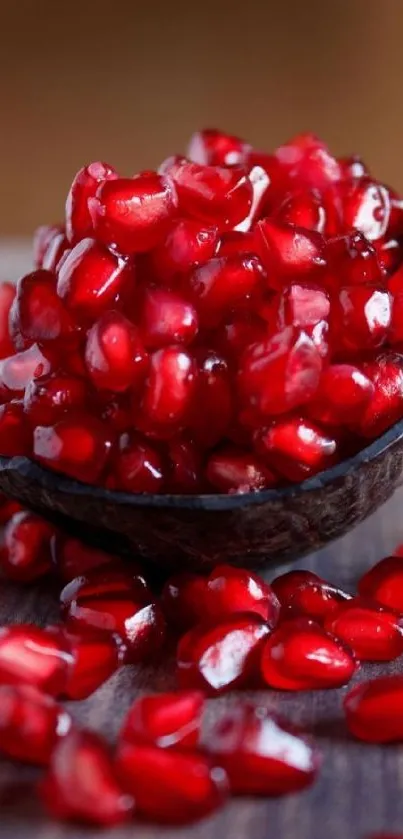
[255,416,337,482]
[206,446,277,493]
[234,165,271,232]
[307,364,374,427]
[202,704,320,795]
[9,270,74,351]
[89,173,178,254]
[184,255,264,329]
[177,613,270,695]
[162,573,208,630]
[0,401,31,456]
[99,394,131,434]
[121,691,204,749]
[53,626,124,700]
[341,178,391,242]
[50,533,128,582]
[0,510,54,583]
[24,373,87,427]
[275,189,326,233]
[327,231,383,286]
[344,675,403,742]
[189,349,233,448]
[203,565,280,625]
[138,287,198,349]
[0,495,23,524]
[147,218,219,285]
[0,283,15,359]
[33,413,113,484]
[42,232,69,273]
[85,310,148,392]
[339,154,370,180]
[139,347,197,432]
[57,238,133,325]
[0,343,52,399]
[324,598,403,661]
[113,432,165,493]
[0,684,72,765]
[283,580,352,623]
[262,283,330,334]
[160,155,253,229]
[33,224,64,268]
[212,313,268,364]
[271,570,322,602]
[117,741,227,824]
[256,220,327,289]
[238,327,323,418]
[358,555,403,610]
[331,285,391,353]
[65,161,119,243]
[356,353,403,438]
[0,625,73,695]
[274,132,342,189]
[166,436,203,493]
[187,128,250,167]
[261,617,357,690]
[41,730,134,826]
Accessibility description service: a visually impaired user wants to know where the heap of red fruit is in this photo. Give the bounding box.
[0,491,403,826]
[2,128,403,492]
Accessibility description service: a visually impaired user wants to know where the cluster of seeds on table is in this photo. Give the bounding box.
[0,494,403,825]
[2,128,403,492]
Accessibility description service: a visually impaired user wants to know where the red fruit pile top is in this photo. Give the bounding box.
[2,129,403,492]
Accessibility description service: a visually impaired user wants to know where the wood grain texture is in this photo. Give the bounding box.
[1,245,403,838]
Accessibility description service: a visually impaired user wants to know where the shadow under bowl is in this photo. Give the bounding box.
[1,421,403,573]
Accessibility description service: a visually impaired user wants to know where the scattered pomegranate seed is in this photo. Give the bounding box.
[344,675,403,742]
[271,570,322,603]
[0,625,73,695]
[65,161,119,244]
[358,555,403,610]
[33,413,113,484]
[41,729,134,826]
[52,626,125,700]
[0,510,54,583]
[261,617,357,690]
[121,691,204,749]
[324,597,403,661]
[161,573,209,631]
[0,684,72,765]
[177,614,270,695]
[50,532,128,581]
[279,579,352,623]
[116,741,228,824]
[202,704,320,795]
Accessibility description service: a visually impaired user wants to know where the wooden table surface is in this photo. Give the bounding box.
[1,242,403,839]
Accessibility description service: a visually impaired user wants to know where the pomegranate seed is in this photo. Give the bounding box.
[0,343,52,398]
[206,446,277,493]
[57,238,133,325]
[24,373,87,427]
[275,188,326,233]
[147,218,219,285]
[217,229,261,259]
[261,617,357,690]
[184,255,265,330]
[212,312,268,364]
[113,432,165,493]
[238,327,323,418]
[358,555,403,610]
[139,347,197,432]
[0,494,23,524]
[356,352,403,437]
[341,178,392,242]
[0,283,15,359]
[138,286,198,349]
[85,310,148,392]
[255,416,338,482]
[65,161,119,243]
[89,173,178,254]
[331,285,391,353]
[378,237,403,275]
[99,394,131,434]
[339,155,370,180]
[161,573,208,631]
[203,565,280,624]
[256,220,327,289]
[202,704,320,795]
[41,730,134,826]
[0,510,54,583]
[324,597,403,661]
[50,532,128,582]
[234,165,271,232]
[52,626,124,700]
[0,684,72,765]
[0,401,31,456]
[0,625,73,695]
[42,232,69,273]
[160,155,253,229]
[327,231,383,286]
[307,364,374,426]
[187,128,250,167]
[165,436,203,493]
[274,132,342,189]
[177,613,270,695]
[188,349,233,449]
[116,742,227,824]
[271,570,322,603]
[262,282,330,333]
[33,413,112,484]
[281,580,352,623]
[33,224,64,268]
[344,675,403,742]
[121,691,204,749]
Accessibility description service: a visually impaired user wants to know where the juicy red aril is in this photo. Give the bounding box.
[0,283,15,359]
[206,446,277,493]
[212,313,268,363]
[327,231,383,286]
[33,224,64,268]
[261,618,357,690]
[217,230,261,259]
[24,373,87,427]
[0,510,54,583]
[100,394,131,434]
[139,347,197,432]
[121,691,204,749]
[274,132,342,190]
[161,573,208,631]
[117,742,227,824]
[50,532,128,582]
[147,218,219,285]
[282,580,351,623]
[262,282,330,333]
[0,402,31,456]
[85,310,148,392]
[271,570,322,603]
[256,220,327,288]
[339,155,370,180]
[41,730,134,826]
[189,349,233,449]
[202,704,320,795]
[10,270,75,350]
[255,416,337,482]
[0,625,73,695]
[202,565,280,625]
[65,161,119,244]
[33,413,113,484]
[238,327,323,418]
[52,626,124,700]
[0,684,72,765]
[341,178,392,242]
[275,189,326,233]
[89,173,178,254]
[166,436,202,493]
[331,285,391,353]
[187,128,250,167]
[184,255,264,329]
[177,613,270,695]
[138,287,198,349]
[356,353,403,438]
[0,494,23,524]
[57,238,133,325]
[234,165,271,233]
[344,675,403,742]
[307,364,374,426]
[0,343,52,399]
[358,555,403,610]
[42,232,69,273]
[324,598,403,661]
[113,432,165,493]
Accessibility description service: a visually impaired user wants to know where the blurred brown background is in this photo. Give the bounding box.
[1,0,403,236]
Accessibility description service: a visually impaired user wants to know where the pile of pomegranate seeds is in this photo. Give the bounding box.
[3,128,403,492]
[0,489,402,826]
